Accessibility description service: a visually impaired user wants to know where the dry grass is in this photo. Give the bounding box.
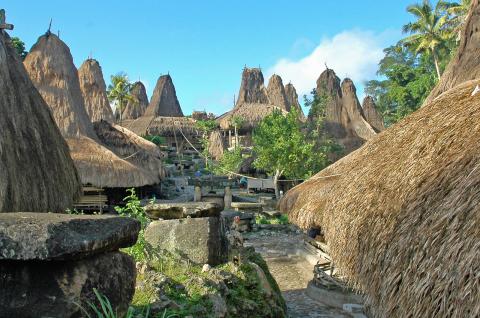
[208,130,225,160]
[78,58,115,123]
[122,81,148,120]
[217,103,287,130]
[279,80,480,317]
[0,32,81,212]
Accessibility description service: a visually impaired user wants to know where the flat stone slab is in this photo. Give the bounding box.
[231,202,263,212]
[0,212,140,260]
[145,217,228,265]
[145,202,222,220]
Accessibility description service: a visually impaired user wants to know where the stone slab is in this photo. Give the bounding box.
[145,202,222,220]
[0,212,140,260]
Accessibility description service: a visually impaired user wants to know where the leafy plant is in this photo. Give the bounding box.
[11,37,28,60]
[107,73,134,122]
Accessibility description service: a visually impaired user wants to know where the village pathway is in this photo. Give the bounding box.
[244,229,355,318]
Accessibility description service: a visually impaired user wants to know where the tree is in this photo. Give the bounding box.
[253,108,331,198]
[402,0,454,79]
[196,119,218,167]
[230,116,245,148]
[107,73,133,122]
[11,37,27,60]
[213,147,243,177]
[443,0,472,34]
[365,43,438,125]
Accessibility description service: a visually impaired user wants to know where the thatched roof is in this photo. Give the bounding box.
[284,83,305,119]
[78,58,114,123]
[24,33,159,188]
[236,67,269,106]
[67,137,159,188]
[279,80,480,317]
[208,130,225,160]
[23,33,97,140]
[94,120,165,179]
[362,96,385,132]
[122,81,148,120]
[0,32,81,212]
[147,116,199,137]
[266,74,289,111]
[217,103,287,130]
[144,74,183,117]
[424,0,480,105]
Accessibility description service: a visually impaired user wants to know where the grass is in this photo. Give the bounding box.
[255,214,289,225]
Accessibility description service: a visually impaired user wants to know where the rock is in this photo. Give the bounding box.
[236,67,269,106]
[0,251,135,318]
[266,74,289,111]
[0,212,140,260]
[231,202,263,212]
[78,59,115,123]
[362,96,385,132]
[202,264,212,272]
[200,193,225,210]
[122,81,149,120]
[208,293,228,318]
[145,217,229,265]
[144,74,183,117]
[144,202,222,220]
[221,209,253,233]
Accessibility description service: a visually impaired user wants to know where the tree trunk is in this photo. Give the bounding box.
[273,169,282,199]
[234,125,239,148]
[432,48,441,80]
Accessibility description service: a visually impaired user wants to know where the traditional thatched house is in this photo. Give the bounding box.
[279,5,480,314]
[285,83,305,119]
[266,74,289,111]
[145,74,183,117]
[24,33,160,201]
[0,31,80,212]
[362,96,385,132]
[78,58,114,123]
[122,81,148,120]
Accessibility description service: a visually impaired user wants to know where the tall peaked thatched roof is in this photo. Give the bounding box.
[94,120,165,179]
[266,74,289,111]
[144,74,183,117]
[122,81,148,120]
[284,83,305,119]
[280,81,480,317]
[0,32,80,212]
[23,33,97,140]
[424,0,480,105]
[24,33,159,188]
[236,67,269,107]
[362,96,385,132]
[78,58,114,123]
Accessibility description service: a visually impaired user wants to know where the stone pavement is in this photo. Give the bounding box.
[244,229,362,318]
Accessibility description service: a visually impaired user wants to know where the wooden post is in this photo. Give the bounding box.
[0,9,14,30]
[224,186,232,209]
[194,186,202,202]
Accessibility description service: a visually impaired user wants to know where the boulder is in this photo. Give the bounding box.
[145,217,228,265]
[144,202,222,220]
[0,251,135,318]
[0,212,140,260]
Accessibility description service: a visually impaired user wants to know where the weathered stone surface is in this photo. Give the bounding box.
[0,212,140,260]
[362,96,385,132]
[231,202,263,212]
[236,67,269,106]
[0,251,135,318]
[144,74,183,117]
[145,217,228,265]
[201,194,225,210]
[266,74,289,111]
[145,202,222,220]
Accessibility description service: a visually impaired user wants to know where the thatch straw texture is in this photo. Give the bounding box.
[424,0,480,105]
[146,116,199,137]
[362,96,385,132]
[23,33,97,140]
[94,120,165,179]
[285,83,305,119]
[266,74,289,111]
[208,130,225,160]
[218,103,287,130]
[67,137,160,188]
[122,81,148,120]
[145,75,183,117]
[279,80,480,317]
[0,32,81,212]
[236,67,269,106]
[78,58,114,123]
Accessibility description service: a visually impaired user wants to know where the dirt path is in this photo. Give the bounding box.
[244,229,356,318]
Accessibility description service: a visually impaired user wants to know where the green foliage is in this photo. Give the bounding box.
[195,119,218,133]
[11,37,28,60]
[107,73,134,121]
[253,108,332,181]
[213,147,243,176]
[143,135,167,146]
[255,214,289,225]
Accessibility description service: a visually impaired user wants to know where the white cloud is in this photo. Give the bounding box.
[266,29,392,99]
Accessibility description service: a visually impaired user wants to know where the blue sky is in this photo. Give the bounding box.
[6,0,415,115]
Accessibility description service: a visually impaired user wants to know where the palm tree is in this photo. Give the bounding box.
[443,0,472,37]
[402,0,453,79]
[107,73,133,123]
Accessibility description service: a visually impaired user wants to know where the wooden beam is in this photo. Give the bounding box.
[0,23,13,30]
